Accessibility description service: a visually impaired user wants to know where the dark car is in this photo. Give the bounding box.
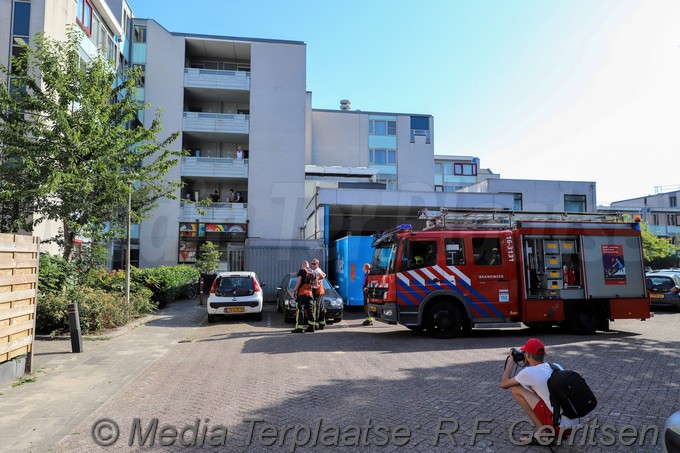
[646,272,680,309]
[276,273,344,323]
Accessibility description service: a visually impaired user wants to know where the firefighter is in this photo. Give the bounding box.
[362,263,374,326]
[310,259,327,330]
[292,260,316,333]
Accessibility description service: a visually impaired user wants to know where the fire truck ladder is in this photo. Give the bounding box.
[418,207,623,230]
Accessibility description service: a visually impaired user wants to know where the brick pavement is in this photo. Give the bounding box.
[0,300,678,453]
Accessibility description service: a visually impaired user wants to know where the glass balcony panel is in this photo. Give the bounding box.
[181,156,248,178]
[184,68,251,91]
[183,112,249,134]
[180,202,248,224]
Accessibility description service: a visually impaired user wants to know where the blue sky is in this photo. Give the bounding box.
[127,0,680,205]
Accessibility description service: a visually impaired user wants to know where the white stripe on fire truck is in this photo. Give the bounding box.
[445,265,471,285]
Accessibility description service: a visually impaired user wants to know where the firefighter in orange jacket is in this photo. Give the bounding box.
[292,261,316,333]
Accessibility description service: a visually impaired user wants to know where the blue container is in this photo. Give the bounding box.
[334,236,374,306]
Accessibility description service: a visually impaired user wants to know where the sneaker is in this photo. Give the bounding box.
[362,319,373,326]
[291,328,304,333]
[305,326,315,333]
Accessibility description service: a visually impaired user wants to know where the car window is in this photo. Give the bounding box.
[646,276,674,292]
[217,276,253,292]
[288,277,298,290]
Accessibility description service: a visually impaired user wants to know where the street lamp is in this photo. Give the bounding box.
[125,181,132,305]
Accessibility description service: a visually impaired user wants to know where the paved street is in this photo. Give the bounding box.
[1,299,678,453]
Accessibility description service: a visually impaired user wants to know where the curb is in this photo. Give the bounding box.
[35,313,158,341]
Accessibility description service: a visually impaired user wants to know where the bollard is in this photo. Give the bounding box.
[67,303,83,353]
[199,277,204,306]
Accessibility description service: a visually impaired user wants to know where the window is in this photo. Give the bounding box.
[404,241,437,270]
[514,193,523,211]
[369,119,397,136]
[434,163,442,174]
[670,196,677,208]
[410,116,431,144]
[443,163,454,175]
[434,185,443,192]
[76,0,93,35]
[369,149,396,165]
[454,163,477,176]
[564,194,587,212]
[445,238,465,265]
[652,214,659,225]
[13,1,31,37]
[377,175,397,191]
[134,25,147,43]
[472,238,502,266]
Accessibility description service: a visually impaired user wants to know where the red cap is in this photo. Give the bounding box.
[520,338,545,355]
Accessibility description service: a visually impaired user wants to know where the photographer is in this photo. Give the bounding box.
[500,338,577,444]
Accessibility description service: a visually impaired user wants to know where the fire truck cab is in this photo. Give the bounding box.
[366,210,651,338]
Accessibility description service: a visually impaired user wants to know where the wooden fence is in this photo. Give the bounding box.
[0,233,39,373]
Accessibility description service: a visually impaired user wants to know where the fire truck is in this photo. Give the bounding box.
[366,209,651,338]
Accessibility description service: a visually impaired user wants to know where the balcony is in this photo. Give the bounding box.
[180,202,247,223]
[184,68,250,91]
[183,112,249,135]
[181,156,248,178]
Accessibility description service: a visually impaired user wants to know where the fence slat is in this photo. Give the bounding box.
[0,274,37,286]
[0,259,38,270]
[0,289,36,304]
[0,320,35,338]
[0,304,36,323]
[0,335,33,355]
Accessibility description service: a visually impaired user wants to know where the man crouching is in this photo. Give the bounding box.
[500,338,576,445]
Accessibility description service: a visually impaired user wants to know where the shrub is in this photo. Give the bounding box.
[38,253,77,293]
[138,265,200,305]
[36,286,156,335]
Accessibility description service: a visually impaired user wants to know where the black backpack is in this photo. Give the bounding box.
[548,363,597,426]
[302,268,315,286]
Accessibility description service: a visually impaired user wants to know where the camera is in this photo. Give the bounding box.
[510,347,526,364]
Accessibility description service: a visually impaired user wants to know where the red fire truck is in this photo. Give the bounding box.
[366,209,651,338]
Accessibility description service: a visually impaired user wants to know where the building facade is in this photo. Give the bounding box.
[3,0,605,297]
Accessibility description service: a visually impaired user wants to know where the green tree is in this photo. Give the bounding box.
[640,224,677,263]
[0,27,185,260]
[196,241,220,275]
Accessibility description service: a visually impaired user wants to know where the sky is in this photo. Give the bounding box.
[127,0,680,206]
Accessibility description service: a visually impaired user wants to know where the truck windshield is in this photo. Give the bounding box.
[371,243,397,275]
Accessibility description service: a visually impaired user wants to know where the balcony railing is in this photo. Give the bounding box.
[184,68,250,91]
[180,202,247,223]
[181,156,248,178]
[183,112,249,134]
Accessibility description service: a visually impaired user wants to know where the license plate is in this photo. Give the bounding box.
[225,307,245,313]
[371,306,377,313]
[650,294,664,299]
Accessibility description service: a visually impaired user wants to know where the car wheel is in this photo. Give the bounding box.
[254,312,263,321]
[334,317,342,323]
[207,314,215,323]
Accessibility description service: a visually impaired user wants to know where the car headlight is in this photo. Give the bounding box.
[287,300,297,308]
[330,298,343,307]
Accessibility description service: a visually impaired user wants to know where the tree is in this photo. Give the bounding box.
[640,224,678,264]
[196,241,220,276]
[0,27,185,260]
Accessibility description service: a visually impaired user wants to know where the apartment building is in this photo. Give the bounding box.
[3,1,604,296]
[1,0,132,257]
[609,189,680,243]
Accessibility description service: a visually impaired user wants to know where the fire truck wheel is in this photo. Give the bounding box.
[426,301,463,339]
[569,306,598,335]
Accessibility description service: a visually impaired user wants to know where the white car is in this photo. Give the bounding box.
[207,271,265,323]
